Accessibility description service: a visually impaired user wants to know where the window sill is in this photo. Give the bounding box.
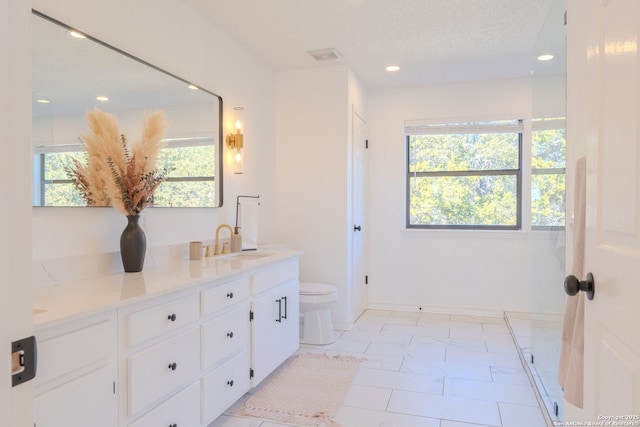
[400,228,561,240]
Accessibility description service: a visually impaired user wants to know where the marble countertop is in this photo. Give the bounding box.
[33,250,301,330]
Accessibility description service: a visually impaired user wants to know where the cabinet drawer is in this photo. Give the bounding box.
[251,259,299,295]
[36,316,115,385]
[129,381,200,427]
[126,293,199,347]
[202,350,250,424]
[202,304,249,369]
[127,328,199,416]
[201,275,249,316]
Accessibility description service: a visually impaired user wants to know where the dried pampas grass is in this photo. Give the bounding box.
[67,108,168,215]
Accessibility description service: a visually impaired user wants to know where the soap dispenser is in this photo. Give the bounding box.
[231,226,242,253]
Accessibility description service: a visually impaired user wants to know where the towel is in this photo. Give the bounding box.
[239,198,260,250]
[558,156,586,408]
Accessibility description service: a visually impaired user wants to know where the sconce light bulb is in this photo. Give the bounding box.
[235,150,243,163]
[235,120,242,130]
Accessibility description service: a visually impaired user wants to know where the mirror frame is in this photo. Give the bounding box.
[32,9,224,208]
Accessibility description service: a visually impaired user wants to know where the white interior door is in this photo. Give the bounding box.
[569,0,640,420]
[351,110,368,321]
[1,0,35,425]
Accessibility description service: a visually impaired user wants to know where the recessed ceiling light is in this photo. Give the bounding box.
[96,96,109,101]
[188,84,199,90]
[385,65,400,72]
[69,31,86,39]
[36,99,50,104]
[537,54,554,61]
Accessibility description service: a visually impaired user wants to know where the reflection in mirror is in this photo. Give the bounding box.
[32,10,223,208]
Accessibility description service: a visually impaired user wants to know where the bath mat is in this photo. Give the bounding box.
[239,353,365,427]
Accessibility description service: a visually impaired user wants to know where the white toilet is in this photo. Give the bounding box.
[299,282,338,345]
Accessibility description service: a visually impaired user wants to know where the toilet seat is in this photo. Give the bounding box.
[300,282,337,295]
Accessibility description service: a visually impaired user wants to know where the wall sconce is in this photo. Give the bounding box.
[226,106,244,174]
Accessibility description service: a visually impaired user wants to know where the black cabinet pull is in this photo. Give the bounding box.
[275,299,282,322]
[282,296,288,320]
[226,292,234,299]
[167,313,176,322]
[227,380,234,387]
[226,331,234,338]
[354,225,362,232]
[168,362,177,371]
[169,424,177,427]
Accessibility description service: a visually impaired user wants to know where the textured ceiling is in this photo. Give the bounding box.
[182,0,564,90]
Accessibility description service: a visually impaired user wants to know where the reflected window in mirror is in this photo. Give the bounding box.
[32,10,223,208]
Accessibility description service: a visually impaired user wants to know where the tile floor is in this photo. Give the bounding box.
[210,310,547,427]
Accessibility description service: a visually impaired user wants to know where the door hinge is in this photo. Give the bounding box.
[365,275,368,285]
[12,336,37,387]
[249,310,254,321]
[365,139,369,149]
[250,368,254,379]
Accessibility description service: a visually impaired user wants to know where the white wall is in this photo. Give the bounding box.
[2,0,34,424]
[367,78,564,314]
[31,0,278,267]
[275,66,349,322]
[275,65,369,328]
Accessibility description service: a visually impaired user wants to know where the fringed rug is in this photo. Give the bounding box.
[239,353,366,427]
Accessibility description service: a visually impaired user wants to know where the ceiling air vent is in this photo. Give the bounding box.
[307,48,342,62]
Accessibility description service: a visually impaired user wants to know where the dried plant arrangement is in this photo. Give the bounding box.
[67,108,168,215]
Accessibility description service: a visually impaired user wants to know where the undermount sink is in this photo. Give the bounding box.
[233,252,275,261]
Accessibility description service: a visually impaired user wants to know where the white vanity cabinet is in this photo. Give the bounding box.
[34,312,117,427]
[250,259,300,386]
[33,251,301,427]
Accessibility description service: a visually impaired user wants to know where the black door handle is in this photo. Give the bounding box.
[354,225,361,232]
[564,272,595,300]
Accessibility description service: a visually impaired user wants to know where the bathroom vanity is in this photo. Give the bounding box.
[32,250,301,427]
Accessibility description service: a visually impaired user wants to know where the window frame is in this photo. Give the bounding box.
[530,118,566,231]
[405,119,524,231]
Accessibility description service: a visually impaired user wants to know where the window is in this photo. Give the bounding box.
[34,141,217,207]
[406,119,523,230]
[531,118,566,229]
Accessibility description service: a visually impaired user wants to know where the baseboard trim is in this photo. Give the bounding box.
[366,302,505,318]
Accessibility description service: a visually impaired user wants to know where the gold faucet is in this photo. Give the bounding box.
[214,224,233,256]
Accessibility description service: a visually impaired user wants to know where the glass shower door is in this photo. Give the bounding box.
[528,0,567,422]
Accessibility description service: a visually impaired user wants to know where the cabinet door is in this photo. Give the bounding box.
[34,313,117,427]
[34,364,117,427]
[251,280,299,386]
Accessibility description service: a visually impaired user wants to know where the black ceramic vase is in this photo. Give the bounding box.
[120,215,146,272]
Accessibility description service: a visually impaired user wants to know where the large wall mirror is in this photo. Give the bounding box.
[32,10,223,208]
